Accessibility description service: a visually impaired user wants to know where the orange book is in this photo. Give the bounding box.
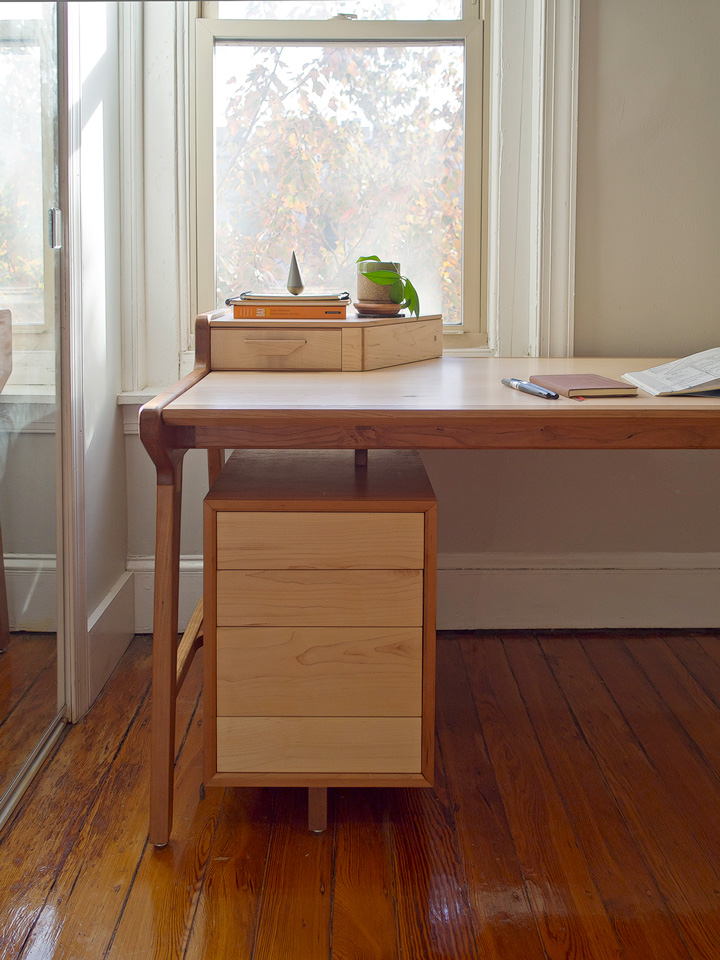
[232,303,348,320]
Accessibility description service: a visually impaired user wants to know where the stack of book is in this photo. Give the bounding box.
[226,290,351,320]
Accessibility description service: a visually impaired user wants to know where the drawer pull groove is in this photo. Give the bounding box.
[242,338,308,356]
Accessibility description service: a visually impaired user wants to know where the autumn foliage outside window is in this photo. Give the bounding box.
[212,29,465,320]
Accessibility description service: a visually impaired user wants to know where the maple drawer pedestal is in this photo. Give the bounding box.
[203,449,437,830]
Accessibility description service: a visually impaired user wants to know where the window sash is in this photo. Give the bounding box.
[193,4,485,345]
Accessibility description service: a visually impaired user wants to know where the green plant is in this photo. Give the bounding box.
[356,256,420,317]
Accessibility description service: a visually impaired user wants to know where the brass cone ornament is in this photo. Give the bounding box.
[286,251,304,295]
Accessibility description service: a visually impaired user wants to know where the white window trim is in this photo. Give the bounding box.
[119,1,191,391]
[487,0,579,358]
[119,0,579,392]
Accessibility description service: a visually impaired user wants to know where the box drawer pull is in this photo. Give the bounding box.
[242,338,308,356]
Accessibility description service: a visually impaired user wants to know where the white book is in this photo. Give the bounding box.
[622,347,720,396]
[226,289,350,304]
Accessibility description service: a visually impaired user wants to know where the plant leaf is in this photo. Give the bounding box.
[356,255,381,263]
[403,278,420,316]
[389,278,404,303]
[362,269,401,285]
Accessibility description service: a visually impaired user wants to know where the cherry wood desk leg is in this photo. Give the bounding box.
[208,447,224,486]
[308,787,328,833]
[149,458,184,847]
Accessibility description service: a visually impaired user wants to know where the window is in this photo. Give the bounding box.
[121,1,577,388]
[0,2,58,390]
[194,0,486,346]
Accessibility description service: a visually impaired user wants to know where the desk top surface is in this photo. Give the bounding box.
[163,357,720,423]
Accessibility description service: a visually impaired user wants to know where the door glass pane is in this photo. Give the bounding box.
[214,41,464,320]
[0,1,64,814]
[217,1,463,21]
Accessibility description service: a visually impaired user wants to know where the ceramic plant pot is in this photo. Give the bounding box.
[356,261,401,304]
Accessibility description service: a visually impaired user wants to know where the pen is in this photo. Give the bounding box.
[501,378,559,400]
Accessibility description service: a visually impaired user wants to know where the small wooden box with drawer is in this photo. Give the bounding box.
[207,312,443,371]
[203,449,437,790]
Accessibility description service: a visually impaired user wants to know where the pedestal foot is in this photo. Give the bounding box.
[308,787,328,833]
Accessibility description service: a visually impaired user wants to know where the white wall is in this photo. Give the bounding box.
[0,423,57,631]
[574,0,720,356]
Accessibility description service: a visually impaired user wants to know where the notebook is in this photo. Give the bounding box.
[528,374,639,398]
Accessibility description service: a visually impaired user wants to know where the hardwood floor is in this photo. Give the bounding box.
[2,629,720,959]
[0,632,57,799]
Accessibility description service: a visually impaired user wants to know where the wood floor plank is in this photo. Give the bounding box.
[251,787,334,960]
[504,634,691,960]
[17,650,204,960]
[388,739,482,960]
[541,633,720,958]
[0,636,153,960]
[583,634,720,866]
[435,635,547,960]
[664,633,720,710]
[0,661,57,796]
[104,659,221,960]
[693,631,720,672]
[627,633,720,778]
[0,633,57,798]
[183,787,274,960]
[0,633,55,724]
[460,634,624,960]
[331,788,399,960]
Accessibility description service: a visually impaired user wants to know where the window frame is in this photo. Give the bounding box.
[193,0,488,349]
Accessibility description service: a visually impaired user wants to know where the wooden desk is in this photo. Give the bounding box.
[140,347,720,845]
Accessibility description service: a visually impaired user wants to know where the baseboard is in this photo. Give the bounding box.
[4,555,57,631]
[130,556,202,634]
[129,552,720,632]
[4,561,135,707]
[87,572,135,702]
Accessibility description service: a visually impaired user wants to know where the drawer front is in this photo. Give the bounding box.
[216,626,422,716]
[216,569,423,627]
[217,512,425,570]
[211,327,341,370]
[216,716,422,773]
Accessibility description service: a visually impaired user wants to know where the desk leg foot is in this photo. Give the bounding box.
[149,463,184,847]
[308,787,328,833]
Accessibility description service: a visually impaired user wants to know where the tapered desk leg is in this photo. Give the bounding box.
[149,459,184,847]
[208,447,224,486]
[308,787,328,833]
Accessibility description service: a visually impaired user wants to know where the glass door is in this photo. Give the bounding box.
[0,1,66,822]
